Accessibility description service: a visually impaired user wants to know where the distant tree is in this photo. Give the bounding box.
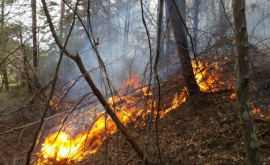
[59,0,65,42]
[19,25,32,93]
[123,0,131,56]
[1,0,9,92]
[164,1,171,59]
[31,0,41,89]
[193,0,200,53]
[233,0,262,164]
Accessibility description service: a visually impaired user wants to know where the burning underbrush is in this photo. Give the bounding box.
[32,60,269,164]
[34,83,188,164]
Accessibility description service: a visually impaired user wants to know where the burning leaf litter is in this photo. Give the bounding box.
[35,61,267,164]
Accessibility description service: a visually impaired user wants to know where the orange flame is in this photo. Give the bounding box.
[38,132,90,164]
[192,61,223,92]
[37,74,188,164]
[36,61,237,164]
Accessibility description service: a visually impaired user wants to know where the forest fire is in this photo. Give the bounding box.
[36,82,186,164]
[2,0,270,164]
[35,61,238,164]
[49,86,72,111]
[38,132,90,163]
[192,61,223,92]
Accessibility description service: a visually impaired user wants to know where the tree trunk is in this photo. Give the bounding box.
[165,1,170,58]
[31,0,41,89]
[2,68,8,91]
[164,2,171,79]
[232,1,262,164]
[193,0,200,53]
[166,0,200,96]
[123,0,131,56]
[157,0,164,61]
[59,0,65,42]
[20,28,32,93]
[1,0,9,92]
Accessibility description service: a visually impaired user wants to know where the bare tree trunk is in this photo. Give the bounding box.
[1,68,8,92]
[233,1,262,164]
[193,0,200,53]
[165,2,170,58]
[166,0,200,96]
[1,0,9,92]
[20,28,32,93]
[123,0,131,56]
[157,0,164,60]
[31,0,41,89]
[164,5,171,79]
[59,0,65,42]
[211,0,216,21]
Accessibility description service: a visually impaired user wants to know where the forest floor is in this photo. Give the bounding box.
[81,92,270,165]
[1,89,270,165]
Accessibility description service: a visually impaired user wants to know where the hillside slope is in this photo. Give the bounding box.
[81,93,270,165]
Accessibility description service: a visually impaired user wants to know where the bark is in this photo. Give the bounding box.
[1,0,9,92]
[218,0,229,35]
[166,0,200,96]
[164,1,171,79]
[157,0,164,61]
[193,0,200,53]
[2,69,8,91]
[123,0,131,56]
[165,2,170,58]
[233,0,262,164]
[41,0,147,162]
[31,0,41,89]
[20,28,32,93]
[59,0,65,42]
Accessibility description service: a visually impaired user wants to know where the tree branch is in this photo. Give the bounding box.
[41,0,147,162]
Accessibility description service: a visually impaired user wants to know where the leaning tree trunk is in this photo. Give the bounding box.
[166,0,200,96]
[233,0,262,164]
